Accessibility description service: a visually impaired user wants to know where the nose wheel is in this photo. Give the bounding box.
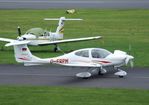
[119,75,124,78]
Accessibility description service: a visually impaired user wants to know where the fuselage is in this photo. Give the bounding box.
[39,48,132,67]
[18,32,62,46]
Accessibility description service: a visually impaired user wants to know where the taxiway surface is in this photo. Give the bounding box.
[0,64,149,89]
[0,0,149,9]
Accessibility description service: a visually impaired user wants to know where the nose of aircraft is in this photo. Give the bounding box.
[111,50,134,67]
[127,55,134,60]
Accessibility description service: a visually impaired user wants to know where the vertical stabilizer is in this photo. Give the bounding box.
[5,41,40,63]
[44,17,82,39]
[14,44,38,62]
[55,17,65,39]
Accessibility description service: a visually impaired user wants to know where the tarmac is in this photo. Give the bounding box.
[0,64,149,89]
[0,0,149,9]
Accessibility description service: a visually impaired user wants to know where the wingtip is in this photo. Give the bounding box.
[95,36,102,39]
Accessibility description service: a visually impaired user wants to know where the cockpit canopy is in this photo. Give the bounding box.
[91,48,111,58]
[75,48,111,58]
[25,28,49,36]
[75,50,89,58]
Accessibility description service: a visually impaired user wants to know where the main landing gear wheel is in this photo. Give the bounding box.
[98,71,104,75]
[82,77,89,79]
[119,75,124,78]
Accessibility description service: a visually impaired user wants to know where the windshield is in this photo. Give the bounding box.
[91,49,111,58]
[26,28,49,36]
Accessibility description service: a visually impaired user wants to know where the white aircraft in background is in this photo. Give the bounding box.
[2,40,134,78]
[0,17,101,52]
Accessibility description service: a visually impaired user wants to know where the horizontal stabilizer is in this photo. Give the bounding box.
[44,17,82,21]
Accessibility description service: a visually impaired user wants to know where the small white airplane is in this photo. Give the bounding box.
[2,40,134,78]
[0,17,101,52]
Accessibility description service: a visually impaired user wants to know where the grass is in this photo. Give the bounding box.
[0,9,149,66]
[0,9,148,105]
[0,86,148,105]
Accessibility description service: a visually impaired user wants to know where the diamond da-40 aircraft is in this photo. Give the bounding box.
[0,17,101,52]
[1,40,134,78]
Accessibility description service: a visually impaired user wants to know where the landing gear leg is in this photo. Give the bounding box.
[98,68,107,75]
[54,44,61,52]
[90,68,105,75]
[54,45,58,52]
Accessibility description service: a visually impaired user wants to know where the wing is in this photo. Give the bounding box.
[38,36,102,46]
[59,62,102,68]
[0,38,15,42]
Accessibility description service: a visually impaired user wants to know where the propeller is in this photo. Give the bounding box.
[129,60,134,68]
[125,55,134,68]
[17,26,21,36]
[127,32,134,68]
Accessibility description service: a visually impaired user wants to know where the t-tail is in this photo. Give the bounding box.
[44,17,82,39]
[55,17,65,39]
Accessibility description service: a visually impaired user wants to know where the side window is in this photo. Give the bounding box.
[91,49,101,58]
[75,50,89,58]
